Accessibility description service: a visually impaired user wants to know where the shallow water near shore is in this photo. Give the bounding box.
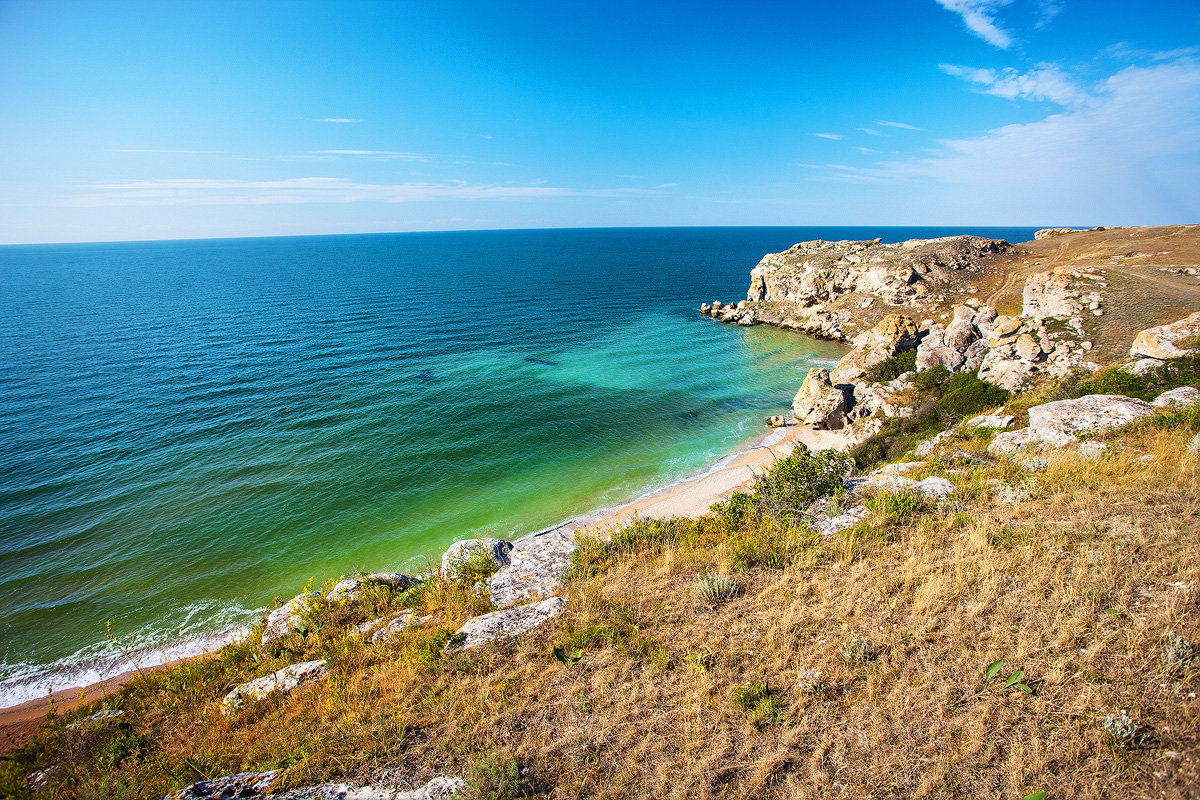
[0,226,1036,707]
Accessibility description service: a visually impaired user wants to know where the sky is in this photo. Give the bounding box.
[0,0,1198,243]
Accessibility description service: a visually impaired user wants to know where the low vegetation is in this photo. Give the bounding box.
[3,407,1200,799]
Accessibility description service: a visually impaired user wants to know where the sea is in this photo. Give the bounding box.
[0,226,1037,707]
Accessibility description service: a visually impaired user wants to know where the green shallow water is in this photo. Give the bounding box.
[0,225,1036,705]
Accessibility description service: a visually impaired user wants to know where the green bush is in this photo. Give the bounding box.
[714,448,854,526]
[861,350,917,384]
[938,372,1011,417]
[912,364,950,390]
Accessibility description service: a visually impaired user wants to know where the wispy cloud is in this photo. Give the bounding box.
[813,132,844,140]
[934,0,1014,49]
[856,127,882,136]
[940,63,1086,106]
[309,150,429,159]
[654,182,679,189]
[815,58,1200,220]
[73,177,654,206]
[856,147,878,153]
[316,117,363,124]
[875,120,922,130]
[115,149,224,154]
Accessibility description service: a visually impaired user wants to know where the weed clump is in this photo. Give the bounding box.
[1164,631,1194,670]
[843,637,879,664]
[1102,710,1141,748]
[693,572,742,603]
[731,681,785,727]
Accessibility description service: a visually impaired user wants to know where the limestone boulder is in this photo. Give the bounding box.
[327,573,420,604]
[222,660,328,715]
[1130,312,1200,360]
[441,538,514,581]
[1153,386,1200,409]
[792,368,849,429]
[369,610,433,643]
[989,394,1156,455]
[165,771,280,799]
[447,596,567,651]
[488,529,576,608]
[262,591,321,646]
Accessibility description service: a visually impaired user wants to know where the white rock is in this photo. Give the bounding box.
[1130,358,1164,376]
[792,367,848,429]
[989,394,1156,456]
[448,596,567,651]
[1077,440,1108,460]
[915,430,953,457]
[488,529,576,608]
[328,573,419,603]
[441,538,513,581]
[1188,433,1200,457]
[916,476,956,499]
[370,611,432,643]
[966,412,1014,429]
[1130,312,1200,360]
[287,775,466,799]
[165,770,281,799]
[813,505,869,535]
[221,660,328,715]
[262,591,321,646]
[1152,386,1200,409]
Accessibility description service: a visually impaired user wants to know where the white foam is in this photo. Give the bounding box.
[0,601,262,710]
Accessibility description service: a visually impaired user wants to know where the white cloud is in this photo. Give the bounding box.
[316,117,363,123]
[822,58,1200,221]
[73,177,652,206]
[940,63,1086,106]
[934,0,1014,49]
[856,127,882,136]
[875,120,923,130]
[856,147,878,153]
[115,148,224,154]
[309,150,428,159]
[813,132,843,140]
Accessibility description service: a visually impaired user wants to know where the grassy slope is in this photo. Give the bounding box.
[5,408,1199,800]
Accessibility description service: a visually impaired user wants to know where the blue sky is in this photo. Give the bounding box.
[0,0,1198,243]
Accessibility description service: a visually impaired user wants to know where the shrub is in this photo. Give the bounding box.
[861,350,917,384]
[912,364,950,390]
[866,491,928,521]
[938,372,1010,417]
[731,681,785,727]
[693,572,742,603]
[465,752,541,800]
[713,448,853,527]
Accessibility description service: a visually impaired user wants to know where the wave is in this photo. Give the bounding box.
[0,599,262,710]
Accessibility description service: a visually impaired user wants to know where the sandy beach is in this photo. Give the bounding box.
[0,421,848,753]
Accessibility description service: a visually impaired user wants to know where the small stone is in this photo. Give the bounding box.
[370,611,433,643]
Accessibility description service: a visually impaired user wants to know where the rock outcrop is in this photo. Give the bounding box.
[915,304,992,372]
[448,596,567,651]
[1130,312,1200,361]
[441,538,513,581]
[327,573,419,604]
[830,314,920,385]
[165,773,465,800]
[262,591,321,646]
[222,660,328,716]
[989,394,1156,455]
[166,770,280,799]
[791,368,848,429]
[488,528,576,608]
[1153,386,1200,409]
[747,236,1009,309]
[369,611,433,644]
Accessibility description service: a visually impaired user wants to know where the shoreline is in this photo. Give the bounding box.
[0,419,848,752]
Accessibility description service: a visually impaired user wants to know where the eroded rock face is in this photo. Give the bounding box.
[1130,312,1200,360]
[488,529,576,608]
[1022,268,1102,319]
[792,368,848,429]
[327,573,420,604]
[262,591,321,646]
[988,394,1156,455]
[222,660,328,715]
[441,538,514,581]
[915,305,992,372]
[747,236,1009,310]
[447,596,567,651]
[830,314,920,386]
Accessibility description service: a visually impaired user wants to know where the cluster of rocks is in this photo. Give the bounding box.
[1127,311,1200,374]
[222,660,329,716]
[166,771,465,800]
[699,299,756,326]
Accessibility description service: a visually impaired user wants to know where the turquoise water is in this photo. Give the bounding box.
[0,226,1036,705]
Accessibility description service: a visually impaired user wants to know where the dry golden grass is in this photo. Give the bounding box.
[6,423,1200,800]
